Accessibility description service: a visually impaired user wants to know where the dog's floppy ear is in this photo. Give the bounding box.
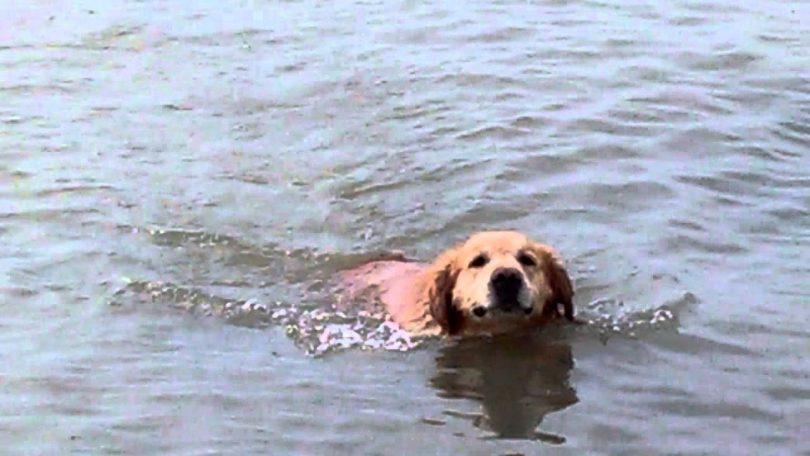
[535,244,578,323]
[422,252,463,335]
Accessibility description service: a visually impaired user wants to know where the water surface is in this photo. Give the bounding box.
[1,0,808,453]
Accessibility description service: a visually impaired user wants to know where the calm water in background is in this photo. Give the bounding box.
[1,0,808,454]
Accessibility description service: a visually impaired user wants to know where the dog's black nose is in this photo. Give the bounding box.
[490,267,523,299]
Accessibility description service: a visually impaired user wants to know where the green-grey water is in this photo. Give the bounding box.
[1,1,808,454]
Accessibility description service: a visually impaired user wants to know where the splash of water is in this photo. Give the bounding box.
[111,279,419,356]
[578,291,696,340]
[111,277,693,354]
[111,227,696,355]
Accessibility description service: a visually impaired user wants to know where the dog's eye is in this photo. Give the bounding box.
[517,253,537,267]
[468,254,489,268]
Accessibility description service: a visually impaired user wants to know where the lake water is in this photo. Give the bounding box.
[1,0,808,454]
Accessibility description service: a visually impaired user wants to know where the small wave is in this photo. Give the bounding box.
[111,279,419,356]
[112,276,696,355]
[578,292,697,339]
[456,125,528,141]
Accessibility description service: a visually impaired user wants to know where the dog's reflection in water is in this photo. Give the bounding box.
[430,332,578,443]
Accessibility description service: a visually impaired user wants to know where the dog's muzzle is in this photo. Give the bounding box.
[490,267,529,313]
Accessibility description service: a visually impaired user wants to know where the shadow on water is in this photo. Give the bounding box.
[431,332,578,444]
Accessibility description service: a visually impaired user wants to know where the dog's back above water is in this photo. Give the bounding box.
[340,231,578,337]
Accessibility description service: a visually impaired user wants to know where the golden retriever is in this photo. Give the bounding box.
[340,231,577,337]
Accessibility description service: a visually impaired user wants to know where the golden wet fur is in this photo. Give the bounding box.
[349,231,577,337]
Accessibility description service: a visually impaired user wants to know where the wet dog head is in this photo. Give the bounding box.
[421,231,575,336]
